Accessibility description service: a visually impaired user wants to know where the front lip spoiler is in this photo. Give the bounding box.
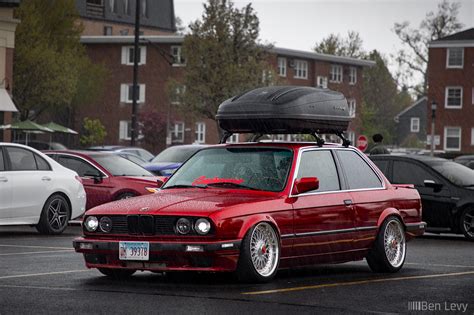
[73,238,241,252]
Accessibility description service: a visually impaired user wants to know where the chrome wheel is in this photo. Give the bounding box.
[383,219,406,268]
[47,197,69,231]
[461,209,474,239]
[249,222,279,277]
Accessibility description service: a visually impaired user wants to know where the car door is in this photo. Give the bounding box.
[291,149,355,262]
[336,149,389,250]
[0,146,12,219]
[391,159,454,229]
[4,146,53,221]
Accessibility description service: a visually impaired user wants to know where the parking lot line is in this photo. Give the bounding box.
[242,271,474,295]
[0,244,72,250]
[0,249,74,256]
[0,269,91,280]
[406,262,474,269]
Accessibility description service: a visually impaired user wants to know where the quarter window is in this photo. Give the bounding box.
[444,127,461,151]
[337,150,382,189]
[294,60,308,79]
[277,57,286,77]
[330,65,342,83]
[35,154,51,171]
[445,87,462,108]
[296,150,340,192]
[410,117,420,133]
[446,47,464,68]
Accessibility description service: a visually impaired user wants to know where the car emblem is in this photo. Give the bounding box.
[139,207,150,212]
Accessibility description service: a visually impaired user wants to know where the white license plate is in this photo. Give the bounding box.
[119,241,150,261]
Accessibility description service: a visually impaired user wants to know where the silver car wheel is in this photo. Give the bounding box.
[249,222,279,277]
[383,219,406,268]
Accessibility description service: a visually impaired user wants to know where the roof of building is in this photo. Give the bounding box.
[80,36,375,67]
[394,96,427,122]
[0,0,20,7]
[429,28,474,47]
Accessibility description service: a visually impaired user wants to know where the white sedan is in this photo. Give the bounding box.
[0,142,86,234]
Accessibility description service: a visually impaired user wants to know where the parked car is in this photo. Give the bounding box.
[45,151,162,210]
[454,155,474,170]
[14,140,67,150]
[0,143,86,234]
[88,145,154,162]
[113,151,147,166]
[144,144,209,176]
[370,155,474,240]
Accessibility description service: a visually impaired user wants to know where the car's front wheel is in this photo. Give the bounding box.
[36,194,70,235]
[366,216,406,273]
[460,207,474,241]
[236,222,280,283]
[98,268,136,278]
[116,192,136,200]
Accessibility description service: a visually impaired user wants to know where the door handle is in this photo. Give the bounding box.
[0,177,8,182]
[344,199,353,206]
[41,176,52,181]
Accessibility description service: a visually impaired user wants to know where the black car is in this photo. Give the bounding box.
[370,155,474,240]
[454,155,474,170]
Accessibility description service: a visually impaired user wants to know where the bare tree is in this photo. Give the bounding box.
[314,31,364,58]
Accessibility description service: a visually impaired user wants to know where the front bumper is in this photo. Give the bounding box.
[73,237,242,272]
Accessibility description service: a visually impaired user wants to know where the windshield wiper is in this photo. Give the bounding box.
[164,184,208,189]
[206,182,260,190]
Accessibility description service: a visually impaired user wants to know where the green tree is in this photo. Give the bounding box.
[393,0,463,95]
[79,118,107,147]
[13,0,106,121]
[314,31,364,58]
[180,0,275,124]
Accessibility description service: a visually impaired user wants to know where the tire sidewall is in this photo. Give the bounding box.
[38,194,70,235]
[460,208,474,241]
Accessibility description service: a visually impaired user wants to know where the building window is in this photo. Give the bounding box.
[121,84,145,103]
[316,76,328,88]
[121,46,146,65]
[195,122,206,143]
[171,46,185,66]
[171,122,184,143]
[444,127,461,151]
[123,0,131,15]
[410,117,420,133]
[261,70,274,84]
[446,47,464,68]
[141,0,148,18]
[227,134,239,143]
[294,60,308,79]
[330,65,343,83]
[170,85,186,104]
[104,26,112,35]
[277,57,286,77]
[119,120,131,140]
[445,87,463,108]
[349,67,357,85]
[109,0,117,13]
[87,0,104,4]
[347,99,356,118]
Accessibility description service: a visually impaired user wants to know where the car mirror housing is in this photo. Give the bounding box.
[424,179,443,192]
[293,177,319,195]
[84,171,103,184]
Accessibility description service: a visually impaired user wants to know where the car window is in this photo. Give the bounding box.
[392,160,437,186]
[337,150,382,189]
[57,155,99,177]
[429,161,474,187]
[91,154,153,176]
[152,146,200,163]
[0,148,4,171]
[372,160,389,178]
[296,150,340,192]
[6,147,37,171]
[34,154,51,171]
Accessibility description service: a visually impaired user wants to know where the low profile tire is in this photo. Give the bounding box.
[116,192,136,200]
[98,268,136,278]
[366,216,406,273]
[236,222,280,283]
[460,207,474,241]
[36,194,70,235]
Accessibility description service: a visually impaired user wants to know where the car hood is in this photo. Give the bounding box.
[86,189,276,217]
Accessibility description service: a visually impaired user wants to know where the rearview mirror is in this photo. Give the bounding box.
[424,179,443,192]
[293,177,319,195]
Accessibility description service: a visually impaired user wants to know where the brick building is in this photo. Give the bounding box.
[77,35,374,153]
[427,28,474,154]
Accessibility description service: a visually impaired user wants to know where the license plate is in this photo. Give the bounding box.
[119,241,150,261]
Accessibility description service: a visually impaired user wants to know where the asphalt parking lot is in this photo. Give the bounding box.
[0,226,473,315]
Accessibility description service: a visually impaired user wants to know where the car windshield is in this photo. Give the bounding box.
[163,147,293,192]
[151,146,202,163]
[429,161,474,187]
[92,154,153,177]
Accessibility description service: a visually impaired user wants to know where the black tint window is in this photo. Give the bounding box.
[34,154,51,171]
[338,150,382,189]
[297,150,340,192]
[372,160,389,178]
[6,147,37,171]
[392,161,437,186]
[57,156,98,177]
[0,149,4,171]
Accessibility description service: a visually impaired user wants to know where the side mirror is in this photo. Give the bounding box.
[293,177,319,195]
[84,171,103,184]
[424,179,443,192]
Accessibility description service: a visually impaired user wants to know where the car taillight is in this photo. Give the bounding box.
[75,175,83,184]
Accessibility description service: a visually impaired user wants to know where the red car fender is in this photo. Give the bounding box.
[376,207,404,230]
[236,214,282,241]
[112,189,140,200]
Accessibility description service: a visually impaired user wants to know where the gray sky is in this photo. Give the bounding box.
[174,0,473,61]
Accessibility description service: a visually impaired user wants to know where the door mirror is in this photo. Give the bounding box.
[293,177,319,195]
[424,179,443,192]
[84,170,103,184]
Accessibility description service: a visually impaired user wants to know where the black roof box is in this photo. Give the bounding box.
[216,86,350,135]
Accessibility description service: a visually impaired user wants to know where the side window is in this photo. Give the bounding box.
[392,161,437,186]
[6,147,37,171]
[34,154,51,171]
[337,150,382,189]
[57,156,99,177]
[0,148,4,171]
[372,160,389,178]
[297,150,340,192]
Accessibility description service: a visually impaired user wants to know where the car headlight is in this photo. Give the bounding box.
[84,216,98,232]
[176,218,191,235]
[195,218,211,235]
[99,216,113,233]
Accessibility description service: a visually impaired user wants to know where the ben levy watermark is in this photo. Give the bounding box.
[408,301,469,313]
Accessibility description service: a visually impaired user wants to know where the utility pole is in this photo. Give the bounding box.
[130,0,141,146]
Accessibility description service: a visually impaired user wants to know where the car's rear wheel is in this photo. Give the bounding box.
[36,194,70,235]
[98,268,136,278]
[366,216,406,273]
[236,222,280,283]
[460,207,474,241]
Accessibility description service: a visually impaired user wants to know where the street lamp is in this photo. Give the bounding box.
[430,100,437,157]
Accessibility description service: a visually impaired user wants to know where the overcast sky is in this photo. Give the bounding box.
[174,0,473,61]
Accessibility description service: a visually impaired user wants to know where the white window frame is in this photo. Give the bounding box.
[195,122,206,144]
[171,85,186,105]
[330,65,342,83]
[316,76,328,88]
[120,84,145,103]
[446,47,464,68]
[171,46,185,66]
[349,67,357,85]
[410,117,420,133]
[294,60,308,79]
[348,99,356,118]
[444,126,462,152]
[227,134,239,143]
[171,122,185,143]
[121,46,146,65]
[277,57,286,77]
[119,120,131,140]
[445,86,463,108]
[471,128,474,146]
[109,0,117,13]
